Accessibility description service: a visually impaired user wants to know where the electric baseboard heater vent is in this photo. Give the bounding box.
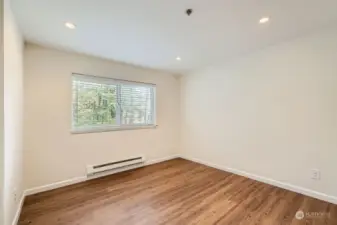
[86,156,145,176]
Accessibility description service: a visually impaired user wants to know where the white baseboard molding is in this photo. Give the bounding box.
[146,154,180,166]
[180,155,337,205]
[24,176,87,196]
[25,154,180,196]
[12,193,25,225]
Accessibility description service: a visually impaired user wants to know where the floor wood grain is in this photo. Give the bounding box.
[19,158,337,225]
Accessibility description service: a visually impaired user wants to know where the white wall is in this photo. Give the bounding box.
[4,0,24,224]
[0,0,4,223]
[23,44,180,189]
[181,27,337,200]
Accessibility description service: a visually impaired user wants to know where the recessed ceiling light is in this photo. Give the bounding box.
[176,57,181,61]
[65,22,76,29]
[259,17,269,24]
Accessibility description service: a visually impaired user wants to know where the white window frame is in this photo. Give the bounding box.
[71,73,157,134]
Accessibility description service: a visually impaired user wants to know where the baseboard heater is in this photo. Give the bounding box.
[86,156,145,176]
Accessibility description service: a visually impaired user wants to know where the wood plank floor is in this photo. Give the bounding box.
[19,158,337,225]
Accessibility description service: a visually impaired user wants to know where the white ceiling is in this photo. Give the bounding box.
[12,0,337,74]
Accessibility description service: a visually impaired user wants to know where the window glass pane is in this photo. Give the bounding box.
[73,80,117,127]
[72,74,156,132]
[120,85,153,125]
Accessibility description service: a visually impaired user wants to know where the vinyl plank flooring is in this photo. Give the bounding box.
[18,158,337,225]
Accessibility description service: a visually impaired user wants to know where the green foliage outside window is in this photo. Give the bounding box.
[73,81,117,127]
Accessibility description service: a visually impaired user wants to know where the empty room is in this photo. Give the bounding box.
[2,0,337,224]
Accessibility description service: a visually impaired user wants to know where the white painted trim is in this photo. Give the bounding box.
[24,154,179,196]
[12,193,25,225]
[145,154,179,166]
[25,176,87,196]
[71,124,158,134]
[180,155,337,205]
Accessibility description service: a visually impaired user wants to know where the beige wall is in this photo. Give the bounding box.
[4,0,24,224]
[23,44,180,189]
[181,27,337,199]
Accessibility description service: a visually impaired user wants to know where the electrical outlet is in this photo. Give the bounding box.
[311,169,321,180]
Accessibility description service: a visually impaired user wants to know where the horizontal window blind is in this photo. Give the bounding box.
[120,84,154,125]
[72,74,156,133]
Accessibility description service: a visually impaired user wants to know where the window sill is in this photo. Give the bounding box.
[71,125,158,134]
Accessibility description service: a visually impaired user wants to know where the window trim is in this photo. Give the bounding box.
[71,73,157,134]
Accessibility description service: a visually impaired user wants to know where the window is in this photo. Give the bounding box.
[72,74,156,133]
